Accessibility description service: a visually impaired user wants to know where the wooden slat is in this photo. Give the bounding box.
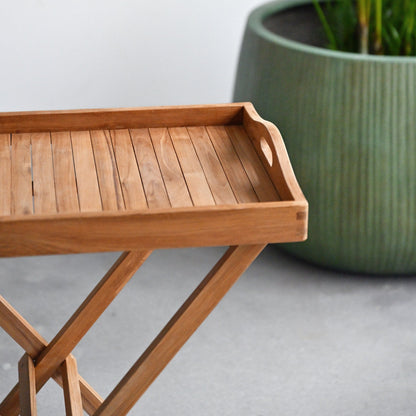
[0,295,103,415]
[109,129,147,210]
[206,126,258,203]
[31,132,57,214]
[18,354,37,416]
[51,132,79,213]
[61,356,84,416]
[169,127,215,206]
[11,133,33,215]
[149,128,193,208]
[187,126,236,205]
[0,134,11,215]
[94,244,265,416]
[71,131,102,212]
[226,125,280,201]
[129,128,170,209]
[90,130,124,211]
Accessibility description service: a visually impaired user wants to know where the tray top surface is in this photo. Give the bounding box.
[0,124,280,218]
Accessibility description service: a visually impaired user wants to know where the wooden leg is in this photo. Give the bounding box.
[0,295,46,357]
[61,356,84,416]
[18,354,37,416]
[0,250,151,416]
[0,295,103,415]
[1,245,265,416]
[94,244,265,416]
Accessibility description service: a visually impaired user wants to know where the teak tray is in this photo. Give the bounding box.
[0,102,307,257]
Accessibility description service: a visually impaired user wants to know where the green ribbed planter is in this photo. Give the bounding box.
[234,0,416,274]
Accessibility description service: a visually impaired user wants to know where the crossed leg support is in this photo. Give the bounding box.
[0,245,265,416]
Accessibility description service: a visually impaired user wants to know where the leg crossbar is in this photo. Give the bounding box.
[0,245,265,415]
[0,294,103,414]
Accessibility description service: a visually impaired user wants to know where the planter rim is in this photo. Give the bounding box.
[251,0,416,63]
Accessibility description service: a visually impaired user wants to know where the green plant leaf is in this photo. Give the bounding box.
[312,0,338,49]
[313,0,416,55]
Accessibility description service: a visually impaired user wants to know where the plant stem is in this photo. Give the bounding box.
[357,0,370,54]
[360,25,369,53]
[374,0,383,54]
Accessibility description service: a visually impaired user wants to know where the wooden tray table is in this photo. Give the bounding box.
[0,103,307,415]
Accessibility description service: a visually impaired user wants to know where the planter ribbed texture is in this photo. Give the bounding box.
[234,0,416,274]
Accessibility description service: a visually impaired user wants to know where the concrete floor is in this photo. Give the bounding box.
[1,246,416,415]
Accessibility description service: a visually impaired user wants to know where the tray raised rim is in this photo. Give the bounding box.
[0,103,308,256]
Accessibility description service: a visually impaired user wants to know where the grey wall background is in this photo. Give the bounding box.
[0,0,262,112]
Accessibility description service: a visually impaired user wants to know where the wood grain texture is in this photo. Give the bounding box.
[0,251,151,416]
[110,129,147,210]
[0,202,307,257]
[0,295,46,357]
[0,295,102,415]
[206,126,258,203]
[61,356,83,416]
[0,134,11,216]
[149,128,193,208]
[90,130,124,211]
[18,354,37,416]
[11,133,33,215]
[130,128,171,209]
[187,126,236,205]
[0,103,308,258]
[33,251,151,391]
[242,103,305,201]
[226,125,280,202]
[169,127,215,206]
[31,132,57,214]
[51,132,79,213]
[71,131,102,212]
[0,104,244,133]
[94,244,265,416]
[0,104,308,416]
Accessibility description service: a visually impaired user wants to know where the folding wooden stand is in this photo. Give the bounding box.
[0,103,308,415]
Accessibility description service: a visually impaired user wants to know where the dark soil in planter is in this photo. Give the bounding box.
[263,4,326,48]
